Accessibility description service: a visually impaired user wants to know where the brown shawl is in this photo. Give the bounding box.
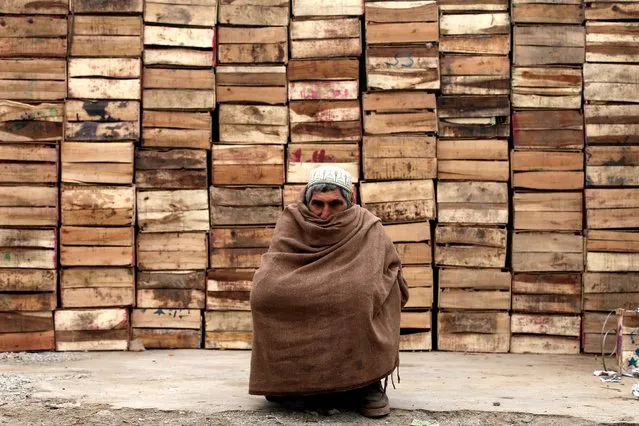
[249,202,409,396]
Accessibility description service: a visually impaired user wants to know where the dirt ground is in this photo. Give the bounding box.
[1,351,637,425]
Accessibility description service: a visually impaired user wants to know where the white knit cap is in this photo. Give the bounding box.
[306,165,353,193]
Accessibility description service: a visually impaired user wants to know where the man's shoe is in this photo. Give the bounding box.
[357,381,391,418]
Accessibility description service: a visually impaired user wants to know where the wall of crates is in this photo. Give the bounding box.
[1,0,638,353]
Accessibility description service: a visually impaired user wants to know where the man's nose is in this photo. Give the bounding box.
[320,206,331,219]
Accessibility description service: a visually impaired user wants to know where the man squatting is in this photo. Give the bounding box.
[249,165,410,417]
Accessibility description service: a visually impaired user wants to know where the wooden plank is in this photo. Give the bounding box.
[399,332,432,351]
[512,4,584,23]
[144,48,213,67]
[54,308,128,331]
[137,190,209,233]
[510,335,579,354]
[145,2,217,26]
[438,332,510,352]
[441,55,510,76]
[586,3,639,21]
[132,308,201,329]
[210,228,273,249]
[0,269,56,292]
[137,289,204,309]
[366,45,439,91]
[131,328,201,349]
[439,288,510,310]
[0,101,63,142]
[137,232,208,270]
[144,68,214,90]
[437,95,510,138]
[61,186,134,226]
[210,186,282,226]
[62,142,134,185]
[513,25,585,66]
[219,1,287,26]
[400,311,432,330]
[513,110,584,150]
[212,145,284,185]
[512,67,582,109]
[512,232,584,272]
[70,35,142,57]
[441,34,510,55]
[207,268,255,292]
[68,78,141,100]
[439,0,508,12]
[584,63,639,103]
[435,226,507,268]
[365,1,438,22]
[2,0,69,14]
[440,13,510,35]
[143,89,214,110]
[292,0,363,16]
[0,16,67,38]
[0,330,55,352]
[585,104,639,145]
[363,135,436,181]
[0,312,53,334]
[138,270,206,290]
[587,230,639,253]
[205,331,252,349]
[586,22,639,63]
[144,26,213,48]
[514,192,583,231]
[68,58,140,79]
[287,143,359,184]
[206,290,251,310]
[136,148,208,189]
[360,180,435,223]
[437,182,508,225]
[586,146,639,187]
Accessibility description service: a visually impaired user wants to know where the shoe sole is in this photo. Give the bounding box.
[359,404,391,418]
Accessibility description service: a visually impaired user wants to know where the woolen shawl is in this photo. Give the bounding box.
[249,202,409,396]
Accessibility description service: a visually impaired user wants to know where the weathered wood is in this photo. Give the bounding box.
[62,142,133,185]
[144,48,213,67]
[366,45,439,91]
[0,330,55,352]
[512,67,582,109]
[2,0,69,14]
[437,182,508,225]
[0,269,56,293]
[207,268,255,292]
[363,135,436,181]
[441,34,510,55]
[586,188,639,229]
[586,22,639,63]
[512,3,584,24]
[0,101,63,142]
[143,89,214,110]
[205,331,252,349]
[435,226,507,268]
[438,311,510,353]
[132,308,202,329]
[0,312,53,334]
[61,186,134,226]
[287,143,359,184]
[145,1,217,26]
[0,186,58,227]
[585,104,639,145]
[138,270,206,290]
[586,146,639,187]
[216,65,286,104]
[587,230,639,253]
[437,95,510,138]
[290,18,361,59]
[584,63,639,103]
[437,139,508,181]
[400,311,432,330]
[360,180,435,223]
[218,26,287,64]
[210,186,282,226]
[586,3,639,21]
[363,92,437,135]
[219,104,288,144]
[292,0,363,16]
[206,290,251,310]
[212,145,284,186]
[513,110,584,150]
[510,335,579,354]
[72,0,142,13]
[137,289,204,309]
[512,232,584,272]
[137,232,208,270]
[513,25,585,66]
[131,328,201,349]
[514,192,582,231]
[137,190,209,233]
[136,148,208,189]
[210,228,273,249]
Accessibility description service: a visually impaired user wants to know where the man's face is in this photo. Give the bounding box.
[308,189,349,220]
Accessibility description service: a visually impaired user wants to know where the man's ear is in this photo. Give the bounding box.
[350,185,356,205]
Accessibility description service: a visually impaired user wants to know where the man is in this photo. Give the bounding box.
[249,165,409,417]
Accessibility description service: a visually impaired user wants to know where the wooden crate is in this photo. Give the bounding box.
[219,0,285,25]
[292,0,364,16]
[438,311,510,353]
[207,268,253,311]
[210,186,282,226]
[144,25,213,50]
[69,15,142,57]
[512,67,582,109]
[361,180,435,224]
[142,111,211,149]
[585,104,639,145]
[367,45,440,91]
[61,185,134,226]
[0,101,63,142]
[439,0,508,12]
[585,1,639,22]
[3,0,69,14]
[60,226,134,267]
[144,47,214,68]
[287,143,360,183]
[0,186,57,228]
[71,0,143,13]
[512,232,584,272]
[0,269,56,312]
[616,309,639,373]
[587,230,639,272]
[60,267,134,308]
[363,135,436,181]
[400,312,432,351]
[512,273,581,314]
[137,232,208,270]
[437,181,508,225]
[512,0,584,24]
[143,68,215,111]
[438,268,511,310]
[513,192,583,231]
[131,308,202,349]
[435,225,507,268]
[145,0,216,27]
[440,12,510,55]
[137,271,205,309]
[219,104,288,144]
[384,223,433,311]
[290,100,361,143]
[364,91,437,135]
[510,314,581,354]
[137,189,209,233]
[210,227,272,269]
[582,311,618,354]
[513,110,584,151]
[136,148,208,189]
[68,61,141,101]
[441,55,509,96]
[212,145,284,186]
[584,63,639,103]
[437,95,510,139]
[586,22,639,63]
[218,26,287,64]
[289,79,358,102]
[0,15,67,58]
[62,142,134,185]
[583,272,639,311]
[55,308,129,351]
[513,25,585,66]
[586,188,639,229]
[290,17,361,59]
[586,146,639,187]
[205,310,252,350]
[0,144,58,185]
[0,229,56,270]
[511,150,584,191]
[437,139,508,181]
[65,99,140,143]
[0,311,55,352]
[216,65,287,104]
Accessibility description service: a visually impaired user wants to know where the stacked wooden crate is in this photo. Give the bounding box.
[510,0,585,354]
[133,0,216,349]
[360,1,438,350]
[436,1,511,352]
[0,1,67,351]
[582,0,639,353]
[207,0,288,349]
[55,0,142,351]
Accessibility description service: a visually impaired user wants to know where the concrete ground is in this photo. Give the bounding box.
[1,350,637,425]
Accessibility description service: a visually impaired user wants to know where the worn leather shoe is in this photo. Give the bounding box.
[358,381,391,418]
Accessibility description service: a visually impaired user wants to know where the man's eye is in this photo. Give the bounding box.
[329,201,343,207]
